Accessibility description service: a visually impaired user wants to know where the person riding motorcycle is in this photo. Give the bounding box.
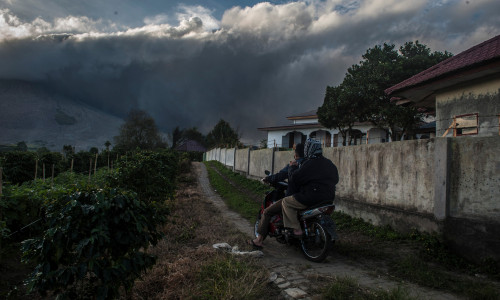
[262,143,305,196]
[281,138,339,237]
[249,143,304,249]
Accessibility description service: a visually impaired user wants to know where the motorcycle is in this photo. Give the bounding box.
[254,171,337,262]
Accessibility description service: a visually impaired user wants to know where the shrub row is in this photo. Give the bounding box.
[1,149,180,299]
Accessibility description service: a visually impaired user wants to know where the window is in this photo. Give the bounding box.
[454,113,478,136]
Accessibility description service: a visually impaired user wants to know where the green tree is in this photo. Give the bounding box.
[171,126,183,149]
[181,127,206,146]
[104,141,111,151]
[62,145,74,159]
[317,85,362,146]
[16,141,28,152]
[319,41,452,141]
[206,119,240,148]
[114,109,166,151]
[89,147,99,155]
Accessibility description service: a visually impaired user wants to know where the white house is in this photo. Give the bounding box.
[258,110,389,148]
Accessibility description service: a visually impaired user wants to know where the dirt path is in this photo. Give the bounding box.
[195,162,461,300]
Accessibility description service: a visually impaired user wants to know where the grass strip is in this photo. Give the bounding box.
[195,254,269,300]
[322,276,418,300]
[204,161,261,223]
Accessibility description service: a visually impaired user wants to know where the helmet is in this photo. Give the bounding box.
[304,138,322,158]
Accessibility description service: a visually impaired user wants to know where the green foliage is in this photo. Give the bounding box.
[318,41,452,141]
[323,276,417,300]
[39,151,65,178]
[21,188,168,299]
[114,109,167,151]
[0,151,37,184]
[333,211,402,240]
[204,161,261,223]
[16,141,28,152]
[206,119,240,148]
[109,150,179,202]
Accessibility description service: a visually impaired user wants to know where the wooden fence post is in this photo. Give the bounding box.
[88,158,92,182]
[70,158,74,173]
[0,167,3,200]
[34,159,38,180]
[94,153,98,175]
[51,164,55,188]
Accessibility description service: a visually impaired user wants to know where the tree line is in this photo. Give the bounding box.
[318,41,453,145]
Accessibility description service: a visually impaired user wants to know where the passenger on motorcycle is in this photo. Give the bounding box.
[281,138,339,237]
[248,143,305,249]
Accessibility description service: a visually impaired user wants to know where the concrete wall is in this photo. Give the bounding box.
[205,136,500,262]
[249,148,273,178]
[273,150,294,174]
[225,148,235,167]
[449,136,500,220]
[324,140,435,214]
[235,148,249,173]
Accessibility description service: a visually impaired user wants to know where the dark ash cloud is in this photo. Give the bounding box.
[1,0,500,145]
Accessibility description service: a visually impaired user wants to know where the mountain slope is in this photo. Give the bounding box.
[0,80,124,151]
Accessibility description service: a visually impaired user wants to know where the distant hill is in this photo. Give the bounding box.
[0,80,124,152]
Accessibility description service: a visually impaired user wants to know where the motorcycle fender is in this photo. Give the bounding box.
[317,215,338,241]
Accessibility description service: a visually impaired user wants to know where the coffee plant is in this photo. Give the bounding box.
[21,188,168,299]
[109,149,179,202]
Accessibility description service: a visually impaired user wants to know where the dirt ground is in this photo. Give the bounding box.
[2,162,497,299]
[193,162,493,300]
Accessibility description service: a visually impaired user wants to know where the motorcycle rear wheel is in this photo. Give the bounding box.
[300,221,331,262]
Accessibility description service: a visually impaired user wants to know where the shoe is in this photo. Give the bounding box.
[247,239,263,250]
[292,229,304,238]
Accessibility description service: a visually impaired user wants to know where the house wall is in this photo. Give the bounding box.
[265,124,386,149]
[436,77,500,137]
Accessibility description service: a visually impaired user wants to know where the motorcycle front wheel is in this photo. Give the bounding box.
[300,221,332,262]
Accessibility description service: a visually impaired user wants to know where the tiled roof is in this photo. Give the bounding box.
[286,109,318,119]
[175,140,207,152]
[386,34,500,95]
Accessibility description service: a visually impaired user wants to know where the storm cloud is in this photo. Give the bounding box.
[1,0,499,144]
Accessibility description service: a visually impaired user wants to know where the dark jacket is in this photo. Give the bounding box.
[265,157,305,196]
[289,155,339,206]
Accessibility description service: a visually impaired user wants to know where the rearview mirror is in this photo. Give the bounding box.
[265,170,270,175]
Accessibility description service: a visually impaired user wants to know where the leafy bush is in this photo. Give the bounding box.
[109,150,179,202]
[39,151,65,178]
[21,188,168,299]
[0,169,112,242]
[0,151,37,184]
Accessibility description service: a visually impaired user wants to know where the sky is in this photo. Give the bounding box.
[0,0,499,145]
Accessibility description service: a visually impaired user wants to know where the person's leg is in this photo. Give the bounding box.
[282,196,307,235]
[252,199,282,247]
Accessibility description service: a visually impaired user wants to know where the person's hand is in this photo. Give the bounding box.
[289,160,297,167]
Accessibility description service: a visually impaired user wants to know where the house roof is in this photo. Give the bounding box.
[175,140,207,152]
[258,121,372,132]
[258,123,323,131]
[286,110,318,120]
[385,34,500,105]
